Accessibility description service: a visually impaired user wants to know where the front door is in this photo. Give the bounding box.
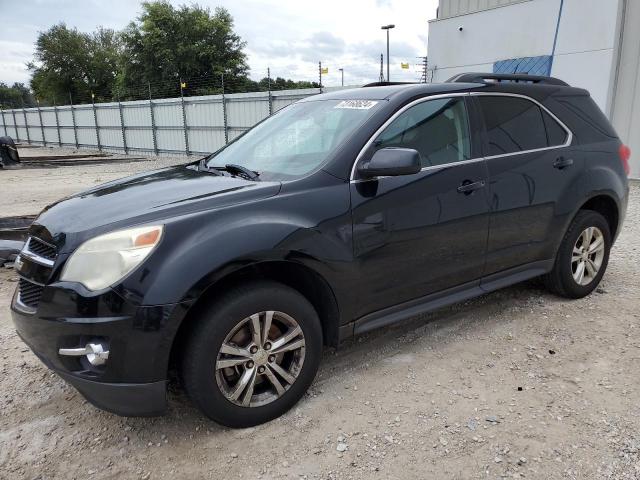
[350,95,490,319]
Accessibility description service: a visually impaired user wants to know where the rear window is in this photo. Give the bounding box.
[477,96,567,156]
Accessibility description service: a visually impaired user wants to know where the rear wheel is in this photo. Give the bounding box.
[544,210,611,298]
[181,281,322,427]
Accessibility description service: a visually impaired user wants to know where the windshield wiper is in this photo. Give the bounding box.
[223,164,261,181]
[196,158,222,175]
[209,163,261,181]
[197,158,261,181]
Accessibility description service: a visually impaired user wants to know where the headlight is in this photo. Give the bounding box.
[60,225,163,291]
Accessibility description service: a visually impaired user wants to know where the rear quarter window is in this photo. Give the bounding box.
[542,109,568,146]
[550,94,618,143]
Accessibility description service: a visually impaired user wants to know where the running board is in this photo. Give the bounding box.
[352,260,553,336]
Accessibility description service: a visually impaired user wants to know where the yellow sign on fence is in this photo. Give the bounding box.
[321,68,329,74]
[401,62,410,69]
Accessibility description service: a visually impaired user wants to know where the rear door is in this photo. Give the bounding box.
[350,95,490,318]
[472,93,578,276]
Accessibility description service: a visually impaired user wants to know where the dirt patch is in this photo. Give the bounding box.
[0,153,639,479]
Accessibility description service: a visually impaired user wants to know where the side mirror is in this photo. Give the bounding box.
[357,147,421,179]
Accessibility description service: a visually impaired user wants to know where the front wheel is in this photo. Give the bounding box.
[544,210,611,298]
[181,281,322,428]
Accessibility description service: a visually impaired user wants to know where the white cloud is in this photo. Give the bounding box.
[0,0,439,88]
[0,40,34,85]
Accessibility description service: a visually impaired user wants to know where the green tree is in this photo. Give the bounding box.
[29,24,121,104]
[0,82,36,108]
[25,2,322,103]
[119,2,249,95]
[248,77,320,91]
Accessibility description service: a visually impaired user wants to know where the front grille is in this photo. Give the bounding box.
[27,237,57,261]
[19,278,44,309]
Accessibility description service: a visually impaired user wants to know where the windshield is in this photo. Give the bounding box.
[205,99,381,180]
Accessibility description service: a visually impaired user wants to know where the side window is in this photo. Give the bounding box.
[477,96,550,156]
[373,97,471,167]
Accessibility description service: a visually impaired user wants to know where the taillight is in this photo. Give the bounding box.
[619,144,631,176]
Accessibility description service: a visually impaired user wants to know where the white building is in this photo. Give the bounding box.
[427,0,640,178]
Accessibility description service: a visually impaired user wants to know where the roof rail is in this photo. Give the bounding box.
[446,72,569,87]
[362,81,417,87]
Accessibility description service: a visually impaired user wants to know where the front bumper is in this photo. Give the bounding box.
[25,338,167,416]
[59,372,167,417]
[11,283,191,417]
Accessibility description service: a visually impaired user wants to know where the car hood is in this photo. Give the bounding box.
[30,164,281,252]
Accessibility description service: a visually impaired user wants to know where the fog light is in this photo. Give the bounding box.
[59,341,110,366]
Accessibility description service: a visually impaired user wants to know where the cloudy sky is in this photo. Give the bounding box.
[0,0,439,88]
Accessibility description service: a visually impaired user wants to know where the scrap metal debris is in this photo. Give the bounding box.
[0,216,34,242]
[0,136,20,168]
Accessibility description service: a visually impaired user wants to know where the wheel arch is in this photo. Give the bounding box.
[548,187,622,272]
[578,194,620,240]
[168,260,342,374]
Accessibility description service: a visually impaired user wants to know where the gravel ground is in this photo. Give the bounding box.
[1,146,187,217]
[1,150,639,479]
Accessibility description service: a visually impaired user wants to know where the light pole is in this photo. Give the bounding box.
[381,24,395,82]
[339,68,344,86]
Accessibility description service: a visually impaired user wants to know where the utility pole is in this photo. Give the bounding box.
[381,24,395,82]
[339,68,344,87]
[379,54,385,82]
[319,61,323,93]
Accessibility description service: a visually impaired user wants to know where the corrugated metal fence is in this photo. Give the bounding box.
[0,86,350,157]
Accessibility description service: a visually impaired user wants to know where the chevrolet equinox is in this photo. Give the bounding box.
[11,73,630,427]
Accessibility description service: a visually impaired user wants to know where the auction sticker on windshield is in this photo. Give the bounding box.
[334,100,378,109]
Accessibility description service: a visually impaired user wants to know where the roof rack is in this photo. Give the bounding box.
[362,81,417,87]
[446,72,569,87]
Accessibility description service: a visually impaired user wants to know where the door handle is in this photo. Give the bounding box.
[553,157,574,169]
[457,180,486,195]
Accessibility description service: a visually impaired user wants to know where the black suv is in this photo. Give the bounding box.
[11,73,630,427]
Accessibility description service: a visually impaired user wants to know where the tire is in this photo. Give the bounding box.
[181,281,322,428]
[544,210,611,298]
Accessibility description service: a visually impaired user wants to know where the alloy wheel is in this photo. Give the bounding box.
[571,226,605,286]
[215,310,306,407]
